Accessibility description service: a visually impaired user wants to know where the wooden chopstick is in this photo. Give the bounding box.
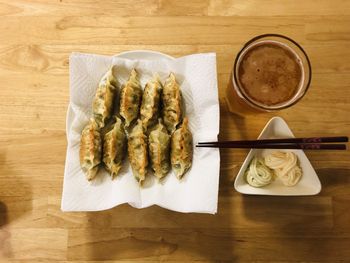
[198,136,349,145]
[196,143,347,150]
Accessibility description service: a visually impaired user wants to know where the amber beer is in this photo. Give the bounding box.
[226,34,311,114]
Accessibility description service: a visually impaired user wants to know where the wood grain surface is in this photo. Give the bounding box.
[0,0,350,262]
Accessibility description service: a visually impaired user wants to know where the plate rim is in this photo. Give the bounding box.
[116,50,175,60]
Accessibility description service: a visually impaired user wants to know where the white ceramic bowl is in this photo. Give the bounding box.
[234,117,322,196]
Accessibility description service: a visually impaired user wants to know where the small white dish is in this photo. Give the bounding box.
[234,117,322,196]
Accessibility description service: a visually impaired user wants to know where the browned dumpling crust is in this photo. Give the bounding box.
[119,69,143,127]
[92,66,118,128]
[79,119,102,181]
[128,119,148,184]
[162,73,182,134]
[103,117,127,178]
[148,119,171,180]
[171,117,193,179]
[140,74,162,131]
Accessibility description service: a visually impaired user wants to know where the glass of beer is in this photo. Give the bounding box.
[226,34,311,114]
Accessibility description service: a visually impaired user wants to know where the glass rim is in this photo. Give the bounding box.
[232,33,312,111]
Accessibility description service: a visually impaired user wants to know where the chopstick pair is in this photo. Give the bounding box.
[196,136,348,150]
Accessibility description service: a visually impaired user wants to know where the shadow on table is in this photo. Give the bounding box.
[241,194,332,229]
[219,110,249,141]
[0,151,33,260]
[0,201,9,259]
[78,171,236,261]
[82,202,235,261]
[0,202,7,227]
[317,168,350,196]
[239,188,335,260]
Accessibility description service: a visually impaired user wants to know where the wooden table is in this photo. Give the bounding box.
[1,1,350,262]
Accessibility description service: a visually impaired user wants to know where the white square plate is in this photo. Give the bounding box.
[234,117,322,196]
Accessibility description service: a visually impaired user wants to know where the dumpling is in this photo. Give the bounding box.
[128,119,148,184]
[79,119,102,181]
[92,66,118,128]
[140,74,162,130]
[162,73,182,134]
[119,69,143,127]
[148,119,171,180]
[171,117,193,179]
[103,117,127,178]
